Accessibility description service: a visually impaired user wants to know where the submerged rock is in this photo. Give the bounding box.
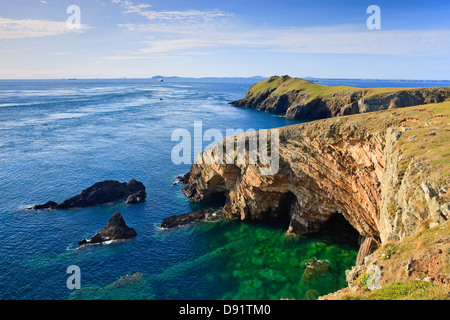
[78,212,137,246]
[302,258,331,282]
[108,272,144,289]
[160,209,219,229]
[29,179,146,210]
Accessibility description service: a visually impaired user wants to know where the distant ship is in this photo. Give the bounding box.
[67,78,77,81]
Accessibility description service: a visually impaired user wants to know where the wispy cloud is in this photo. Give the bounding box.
[112,0,235,34]
[0,17,90,39]
[108,1,450,60]
[112,0,233,21]
[105,25,450,60]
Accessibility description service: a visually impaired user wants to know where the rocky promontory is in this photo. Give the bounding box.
[29,179,146,210]
[182,100,450,298]
[78,212,137,246]
[231,75,450,119]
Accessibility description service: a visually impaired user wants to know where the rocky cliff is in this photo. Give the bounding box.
[183,102,450,274]
[231,75,450,119]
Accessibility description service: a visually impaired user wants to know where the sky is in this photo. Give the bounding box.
[0,0,449,79]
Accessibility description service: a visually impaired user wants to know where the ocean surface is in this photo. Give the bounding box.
[0,77,448,300]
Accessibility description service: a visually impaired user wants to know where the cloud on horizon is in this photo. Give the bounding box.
[0,17,90,40]
[105,25,450,60]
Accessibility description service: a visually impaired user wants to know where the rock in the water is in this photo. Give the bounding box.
[173,173,190,185]
[89,233,105,244]
[99,212,137,239]
[160,209,218,229]
[29,179,146,210]
[78,212,137,247]
[178,173,190,184]
[30,201,58,210]
[125,190,146,204]
[302,258,331,282]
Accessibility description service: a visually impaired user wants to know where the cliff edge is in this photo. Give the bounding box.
[183,101,450,298]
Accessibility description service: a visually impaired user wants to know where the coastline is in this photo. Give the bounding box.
[179,77,450,299]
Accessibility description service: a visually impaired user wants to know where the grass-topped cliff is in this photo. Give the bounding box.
[184,100,450,300]
[231,75,450,119]
[321,219,450,300]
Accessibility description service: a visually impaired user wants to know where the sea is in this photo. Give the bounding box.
[0,77,448,300]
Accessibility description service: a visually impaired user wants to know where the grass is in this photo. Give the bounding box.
[342,281,449,300]
[248,76,361,101]
[246,75,450,104]
[382,244,400,260]
[330,220,450,300]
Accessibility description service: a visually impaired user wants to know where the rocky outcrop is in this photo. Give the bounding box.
[29,179,146,210]
[182,102,450,265]
[160,209,220,229]
[31,201,58,210]
[230,75,450,120]
[125,190,146,204]
[356,237,380,266]
[173,173,190,185]
[78,212,137,246]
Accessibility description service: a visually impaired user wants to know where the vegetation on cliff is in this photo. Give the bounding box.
[322,220,450,300]
[231,75,450,119]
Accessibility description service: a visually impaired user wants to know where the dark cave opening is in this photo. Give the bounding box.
[205,191,227,207]
[252,190,360,248]
[202,175,228,207]
[260,191,296,230]
[313,213,360,247]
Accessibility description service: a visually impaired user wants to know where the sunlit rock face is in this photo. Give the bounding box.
[183,104,450,263]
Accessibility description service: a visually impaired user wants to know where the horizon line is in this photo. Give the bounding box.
[0,76,450,82]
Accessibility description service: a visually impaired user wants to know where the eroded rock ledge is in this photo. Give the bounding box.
[160,209,220,229]
[182,102,450,265]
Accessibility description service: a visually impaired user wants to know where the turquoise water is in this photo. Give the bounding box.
[69,221,357,300]
[1,78,446,300]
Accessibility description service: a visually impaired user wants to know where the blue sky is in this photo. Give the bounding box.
[0,0,449,79]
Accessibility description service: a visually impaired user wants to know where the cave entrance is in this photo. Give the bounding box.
[205,190,227,207]
[314,213,360,248]
[260,191,296,230]
[203,175,228,207]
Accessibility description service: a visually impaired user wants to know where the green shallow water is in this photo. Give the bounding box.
[70,220,358,300]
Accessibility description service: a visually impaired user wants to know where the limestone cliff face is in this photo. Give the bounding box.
[183,103,450,261]
[231,76,450,119]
